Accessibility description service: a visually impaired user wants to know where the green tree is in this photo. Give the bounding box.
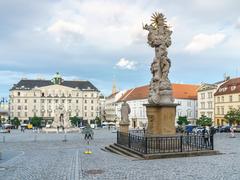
[177,116,190,126]
[224,108,240,125]
[196,115,212,127]
[95,116,102,127]
[70,116,82,127]
[31,116,42,128]
[10,117,21,129]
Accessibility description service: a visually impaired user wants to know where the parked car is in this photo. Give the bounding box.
[219,126,231,133]
[192,127,204,134]
[233,125,240,132]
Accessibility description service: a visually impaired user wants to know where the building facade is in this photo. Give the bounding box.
[9,73,100,125]
[105,90,126,122]
[116,84,199,128]
[197,84,218,120]
[214,78,240,126]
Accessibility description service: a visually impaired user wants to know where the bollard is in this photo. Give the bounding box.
[3,136,5,143]
[34,134,37,142]
[63,134,67,142]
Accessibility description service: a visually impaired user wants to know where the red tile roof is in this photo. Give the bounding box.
[214,77,240,96]
[118,83,199,102]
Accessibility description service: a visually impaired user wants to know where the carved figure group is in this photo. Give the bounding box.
[143,12,174,104]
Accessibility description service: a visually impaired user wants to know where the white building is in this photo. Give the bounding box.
[105,90,126,122]
[197,78,228,120]
[116,84,199,128]
[9,73,100,125]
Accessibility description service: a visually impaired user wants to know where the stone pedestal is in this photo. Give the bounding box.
[145,103,178,136]
[119,122,130,134]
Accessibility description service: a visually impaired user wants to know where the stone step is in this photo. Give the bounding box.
[105,146,132,159]
[109,144,144,160]
[114,143,144,157]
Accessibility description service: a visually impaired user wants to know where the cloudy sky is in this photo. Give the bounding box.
[1,0,240,98]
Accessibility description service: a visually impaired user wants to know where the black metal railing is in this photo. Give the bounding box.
[117,131,214,154]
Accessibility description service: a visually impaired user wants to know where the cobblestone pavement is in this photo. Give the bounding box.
[0,129,240,180]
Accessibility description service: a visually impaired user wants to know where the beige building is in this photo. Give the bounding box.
[214,77,240,126]
[9,73,100,125]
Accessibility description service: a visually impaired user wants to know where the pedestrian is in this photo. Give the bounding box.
[230,126,235,138]
[202,127,209,147]
[209,126,216,147]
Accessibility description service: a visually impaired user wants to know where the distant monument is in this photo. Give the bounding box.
[52,104,71,129]
[143,12,177,136]
[119,101,131,133]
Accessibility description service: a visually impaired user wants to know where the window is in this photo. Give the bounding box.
[18,112,21,117]
[229,95,233,102]
[48,99,51,103]
[221,107,224,115]
[91,100,94,104]
[217,97,220,103]
[208,92,212,98]
[201,93,205,99]
[41,93,45,97]
[34,99,37,103]
[62,99,65,103]
[25,112,27,117]
[18,99,20,103]
[18,92,20,96]
[187,110,192,117]
[239,95,240,101]
[85,106,87,110]
[221,96,224,102]
[25,99,27,103]
[217,107,220,115]
[91,106,94,110]
[76,100,78,103]
[91,112,94,117]
[76,93,79,97]
[201,102,205,109]
[55,99,58,103]
[48,113,51,117]
[25,106,27,110]
[68,99,71,103]
[85,112,87,117]
[85,100,87,103]
[18,106,21,110]
[187,101,191,107]
[41,99,44,103]
[208,102,212,109]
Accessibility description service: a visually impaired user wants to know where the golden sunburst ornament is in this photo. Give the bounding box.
[150,12,166,28]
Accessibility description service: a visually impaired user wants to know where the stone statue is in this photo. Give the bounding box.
[120,101,131,123]
[52,104,71,128]
[143,12,174,104]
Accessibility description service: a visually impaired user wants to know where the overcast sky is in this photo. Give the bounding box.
[1,0,240,98]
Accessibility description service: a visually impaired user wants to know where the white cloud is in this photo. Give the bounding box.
[116,58,137,70]
[46,0,151,49]
[185,33,226,53]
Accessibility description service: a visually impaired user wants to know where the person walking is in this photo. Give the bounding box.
[230,126,235,138]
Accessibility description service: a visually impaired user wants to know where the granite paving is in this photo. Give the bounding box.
[0,129,239,180]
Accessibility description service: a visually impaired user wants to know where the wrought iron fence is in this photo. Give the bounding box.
[117,131,214,154]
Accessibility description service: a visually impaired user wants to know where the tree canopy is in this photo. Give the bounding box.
[224,108,240,125]
[196,115,212,127]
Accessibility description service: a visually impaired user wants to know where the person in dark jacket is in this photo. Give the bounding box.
[202,127,209,147]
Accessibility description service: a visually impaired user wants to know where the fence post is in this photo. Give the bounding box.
[128,133,131,148]
[210,135,214,150]
[145,137,148,154]
[180,136,183,152]
[117,131,119,144]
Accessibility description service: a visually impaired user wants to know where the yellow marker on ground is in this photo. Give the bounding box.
[84,150,92,154]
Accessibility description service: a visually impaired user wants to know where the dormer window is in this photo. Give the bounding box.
[42,93,45,97]
[231,86,236,91]
[18,92,20,96]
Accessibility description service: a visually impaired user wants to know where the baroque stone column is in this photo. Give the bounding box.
[143,12,178,136]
